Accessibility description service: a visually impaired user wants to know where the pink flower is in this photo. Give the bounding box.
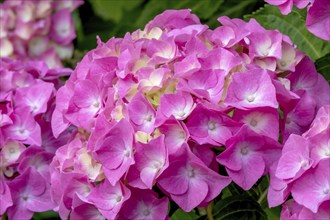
[14,80,54,116]
[177,69,225,104]
[224,69,278,110]
[275,135,312,180]
[145,9,200,31]
[94,119,135,185]
[199,48,242,74]
[128,93,156,134]
[66,79,102,130]
[70,195,105,220]
[306,0,330,40]
[87,179,131,220]
[118,188,169,220]
[7,168,55,219]
[248,30,283,59]
[217,125,282,190]
[265,0,312,15]
[158,144,231,211]
[3,107,42,146]
[156,91,195,125]
[17,146,54,180]
[291,158,330,213]
[234,107,279,140]
[186,104,241,146]
[281,199,330,219]
[127,135,168,189]
[158,117,189,155]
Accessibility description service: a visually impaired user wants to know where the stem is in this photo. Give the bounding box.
[257,188,268,205]
[207,202,214,220]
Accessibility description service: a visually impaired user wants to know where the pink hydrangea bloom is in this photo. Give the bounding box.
[47,9,329,219]
[0,0,83,66]
[7,168,55,219]
[0,57,72,216]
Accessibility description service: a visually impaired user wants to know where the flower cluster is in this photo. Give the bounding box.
[0,0,83,67]
[272,105,330,218]
[50,9,329,219]
[265,0,330,40]
[0,58,73,219]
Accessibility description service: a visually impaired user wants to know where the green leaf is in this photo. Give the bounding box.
[315,53,330,83]
[264,206,282,220]
[89,0,143,22]
[32,211,60,220]
[244,4,330,61]
[213,194,267,220]
[171,209,200,220]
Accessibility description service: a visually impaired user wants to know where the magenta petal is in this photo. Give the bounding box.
[306,0,330,40]
[171,178,208,212]
[291,159,330,213]
[157,160,189,195]
[227,152,265,190]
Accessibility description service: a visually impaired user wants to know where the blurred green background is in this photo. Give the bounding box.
[75,0,265,50]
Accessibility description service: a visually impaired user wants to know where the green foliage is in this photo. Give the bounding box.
[264,206,281,220]
[88,0,143,22]
[32,211,60,220]
[135,0,225,27]
[315,53,330,83]
[213,194,267,220]
[75,0,264,52]
[245,4,330,61]
[171,209,200,220]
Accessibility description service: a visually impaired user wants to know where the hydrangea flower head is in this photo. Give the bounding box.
[46,9,329,219]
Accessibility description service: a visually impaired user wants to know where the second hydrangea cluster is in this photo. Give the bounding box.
[0,0,83,67]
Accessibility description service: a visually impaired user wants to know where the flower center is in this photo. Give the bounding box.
[93,101,100,108]
[143,209,151,216]
[115,195,122,203]
[177,111,185,117]
[208,121,216,131]
[280,61,287,67]
[323,188,329,195]
[187,167,195,178]
[123,148,131,157]
[246,95,255,103]
[9,148,16,154]
[144,114,153,122]
[19,128,26,134]
[240,147,249,155]
[250,119,258,127]
[286,117,292,124]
